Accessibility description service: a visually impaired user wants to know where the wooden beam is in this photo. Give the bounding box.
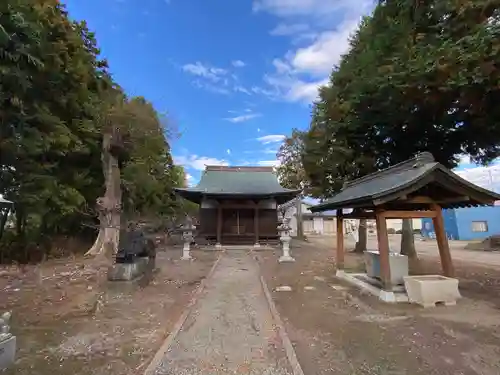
[342,211,376,219]
[380,210,437,219]
[216,206,222,245]
[343,209,437,219]
[431,203,455,277]
[400,196,434,204]
[254,207,259,245]
[336,210,344,270]
[375,211,392,291]
[400,195,470,204]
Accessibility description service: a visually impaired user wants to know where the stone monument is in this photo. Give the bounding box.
[107,224,156,281]
[278,215,295,262]
[181,216,195,260]
[0,312,15,370]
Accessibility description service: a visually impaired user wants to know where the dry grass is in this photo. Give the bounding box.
[0,247,217,375]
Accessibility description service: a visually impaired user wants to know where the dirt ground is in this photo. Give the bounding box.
[257,238,500,375]
[0,246,217,375]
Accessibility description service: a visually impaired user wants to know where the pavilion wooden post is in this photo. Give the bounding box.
[336,209,344,271]
[254,206,260,246]
[216,205,222,248]
[375,210,392,291]
[431,203,455,277]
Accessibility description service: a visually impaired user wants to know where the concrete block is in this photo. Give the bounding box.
[404,275,461,307]
[107,257,150,281]
[0,336,16,370]
[364,250,408,285]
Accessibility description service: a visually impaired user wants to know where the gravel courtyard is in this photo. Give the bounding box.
[257,238,500,375]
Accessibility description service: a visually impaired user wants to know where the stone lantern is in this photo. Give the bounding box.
[0,311,15,370]
[0,197,13,242]
[181,216,195,260]
[278,215,295,262]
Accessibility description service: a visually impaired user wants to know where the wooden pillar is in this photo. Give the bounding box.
[431,204,455,277]
[216,205,222,245]
[254,206,259,244]
[336,210,344,270]
[375,211,392,291]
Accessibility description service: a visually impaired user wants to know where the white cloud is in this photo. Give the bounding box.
[227,149,231,155]
[270,23,309,36]
[193,80,231,95]
[253,0,372,18]
[263,72,328,102]
[290,20,360,75]
[174,155,228,171]
[256,134,286,144]
[182,62,227,82]
[234,85,252,95]
[253,0,374,103]
[225,113,262,123]
[457,155,471,165]
[455,164,500,193]
[182,61,254,96]
[232,60,246,67]
[257,127,261,132]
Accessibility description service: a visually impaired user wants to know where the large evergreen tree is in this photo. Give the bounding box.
[294,0,500,257]
[0,1,187,261]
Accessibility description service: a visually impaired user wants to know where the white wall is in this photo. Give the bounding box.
[313,217,323,234]
[386,218,422,231]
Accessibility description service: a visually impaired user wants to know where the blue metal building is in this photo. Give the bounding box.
[421,206,500,241]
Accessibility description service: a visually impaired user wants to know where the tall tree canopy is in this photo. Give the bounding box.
[0,0,187,261]
[278,0,500,256]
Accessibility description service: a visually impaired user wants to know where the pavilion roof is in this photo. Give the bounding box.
[0,197,13,206]
[174,166,301,204]
[310,152,500,213]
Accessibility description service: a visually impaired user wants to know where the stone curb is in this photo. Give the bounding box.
[258,272,305,375]
[142,251,224,375]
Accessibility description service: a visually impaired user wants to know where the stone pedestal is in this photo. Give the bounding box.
[215,243,222,250]
[254,243,261,249]
[0,335,16,370]
[108,257,150,281]
[0,312,15,371]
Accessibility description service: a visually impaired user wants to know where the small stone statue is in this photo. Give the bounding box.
[0,312,12,341]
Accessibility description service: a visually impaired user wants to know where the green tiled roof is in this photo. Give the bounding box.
[310,152,500,212]
[174,166,301,204]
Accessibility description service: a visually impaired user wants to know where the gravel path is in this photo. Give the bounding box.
[153,250,292,375]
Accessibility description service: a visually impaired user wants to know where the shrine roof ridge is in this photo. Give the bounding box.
[310,152,500,212]
[204,165,275,172]
[173,164,301,204]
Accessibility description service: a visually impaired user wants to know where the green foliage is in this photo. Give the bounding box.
[0,1,186,260]
[286,0,500,202]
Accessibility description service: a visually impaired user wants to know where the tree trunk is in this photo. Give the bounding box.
[353,219,367,253]
[400,218,417,258]
[85,132,122,257]
[295,198,304,239]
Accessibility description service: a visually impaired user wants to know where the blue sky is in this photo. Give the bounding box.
[62,0,499,191]
[62,0,375,185]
